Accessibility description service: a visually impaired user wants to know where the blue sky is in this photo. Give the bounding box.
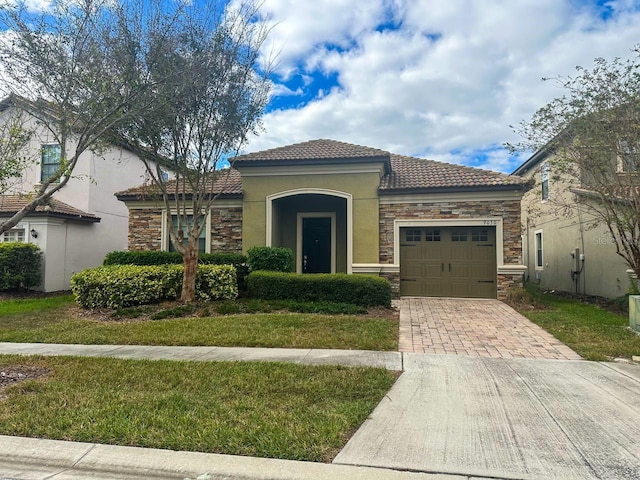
[237,0,640,173]
[3,0,639,174]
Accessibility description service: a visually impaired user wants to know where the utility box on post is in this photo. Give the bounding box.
[630,295,640,333]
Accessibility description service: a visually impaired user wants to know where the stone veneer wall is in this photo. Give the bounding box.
[128,209,163,251]
[379,200,523,299]
[127,206,243,253]
[210,207,243,253]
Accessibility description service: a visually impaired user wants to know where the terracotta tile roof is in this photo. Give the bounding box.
[379,154,527,192]
[117,140,527,200]
[233,139,391,164]
[115,169,242,199]
[0,195,100,222]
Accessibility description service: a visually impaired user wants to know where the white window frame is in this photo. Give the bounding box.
[40,143,62,183]
[161,210,211,254]
[540,162,550,201]
[0,227,26,243]
[534,230,543,270]
[617,141,639,173]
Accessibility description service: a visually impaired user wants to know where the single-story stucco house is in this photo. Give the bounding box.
[116,139,529,299]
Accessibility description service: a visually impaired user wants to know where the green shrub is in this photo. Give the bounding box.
[247,272,391,307]
[0,242,42,290]
[247,247,294,272]
[71,264,237,309]
[103,250,248,291]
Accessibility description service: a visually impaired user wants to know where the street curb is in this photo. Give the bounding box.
[0,435,464,480]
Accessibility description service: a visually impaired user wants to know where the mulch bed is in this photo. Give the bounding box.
[0,365,50,400]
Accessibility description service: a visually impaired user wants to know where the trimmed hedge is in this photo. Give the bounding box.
[103,250,246,266]
[71,264,237,309]
[103,250,248,290]
[246,271,391,307]
[247,247,294,272]
[0,242,41,290]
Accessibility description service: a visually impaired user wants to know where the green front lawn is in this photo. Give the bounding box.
[519,288,640,361]
[0,296,398,350]
[0,355,396,461]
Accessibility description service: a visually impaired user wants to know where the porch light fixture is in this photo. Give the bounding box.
[30,229,38,238]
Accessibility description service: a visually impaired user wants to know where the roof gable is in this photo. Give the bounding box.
[0,195,100,222]
[233,139,392,172]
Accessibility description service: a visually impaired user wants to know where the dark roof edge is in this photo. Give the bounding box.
[115,192,243,201]
[511,145,553,176]
[234,155,391,172]
[0,211,100,223]
[378,184,527,195]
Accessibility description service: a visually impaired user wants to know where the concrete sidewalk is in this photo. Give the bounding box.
[0,342,402,370]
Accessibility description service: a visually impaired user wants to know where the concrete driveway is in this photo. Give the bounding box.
[334,355,640,479]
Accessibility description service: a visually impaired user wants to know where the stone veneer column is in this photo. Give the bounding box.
[210,207,243,253]
[128,209,162,251]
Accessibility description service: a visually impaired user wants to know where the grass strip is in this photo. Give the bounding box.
[0,313,397,350]
[0,296,397,350]
[0,355,397,462]
[520,289,640,361]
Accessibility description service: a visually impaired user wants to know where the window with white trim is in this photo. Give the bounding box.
[535,230,543,269]
[540,163,550,201]
[168,215,206,253]
[0,228,26,243]
[41,144,61,182]
[618,141,639,173]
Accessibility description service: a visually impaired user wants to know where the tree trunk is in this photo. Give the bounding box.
[181,243,199,303]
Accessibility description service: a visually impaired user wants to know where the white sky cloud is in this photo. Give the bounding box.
[244,0,640,173]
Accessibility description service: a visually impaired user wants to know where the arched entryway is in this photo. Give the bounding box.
[266,189,353,274]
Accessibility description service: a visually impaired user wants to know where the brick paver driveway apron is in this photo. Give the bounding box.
[399,297,580,360]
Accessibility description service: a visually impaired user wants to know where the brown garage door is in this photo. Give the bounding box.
[400,227,497,298]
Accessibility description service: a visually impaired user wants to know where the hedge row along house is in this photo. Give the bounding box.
[117,139,529,299]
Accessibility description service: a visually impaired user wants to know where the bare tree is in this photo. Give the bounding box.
[112,0,272,302]
[0,0,166,234]
[509,53,640,278]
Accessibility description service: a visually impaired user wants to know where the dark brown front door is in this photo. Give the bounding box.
[400,227,497,298]
[302,217,331,273]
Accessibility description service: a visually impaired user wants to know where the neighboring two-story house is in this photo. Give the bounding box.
[0,96,158,291]
[512,146,637,299]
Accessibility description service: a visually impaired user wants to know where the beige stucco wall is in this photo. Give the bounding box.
[519,158,632,298]
[240,172,380,264]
